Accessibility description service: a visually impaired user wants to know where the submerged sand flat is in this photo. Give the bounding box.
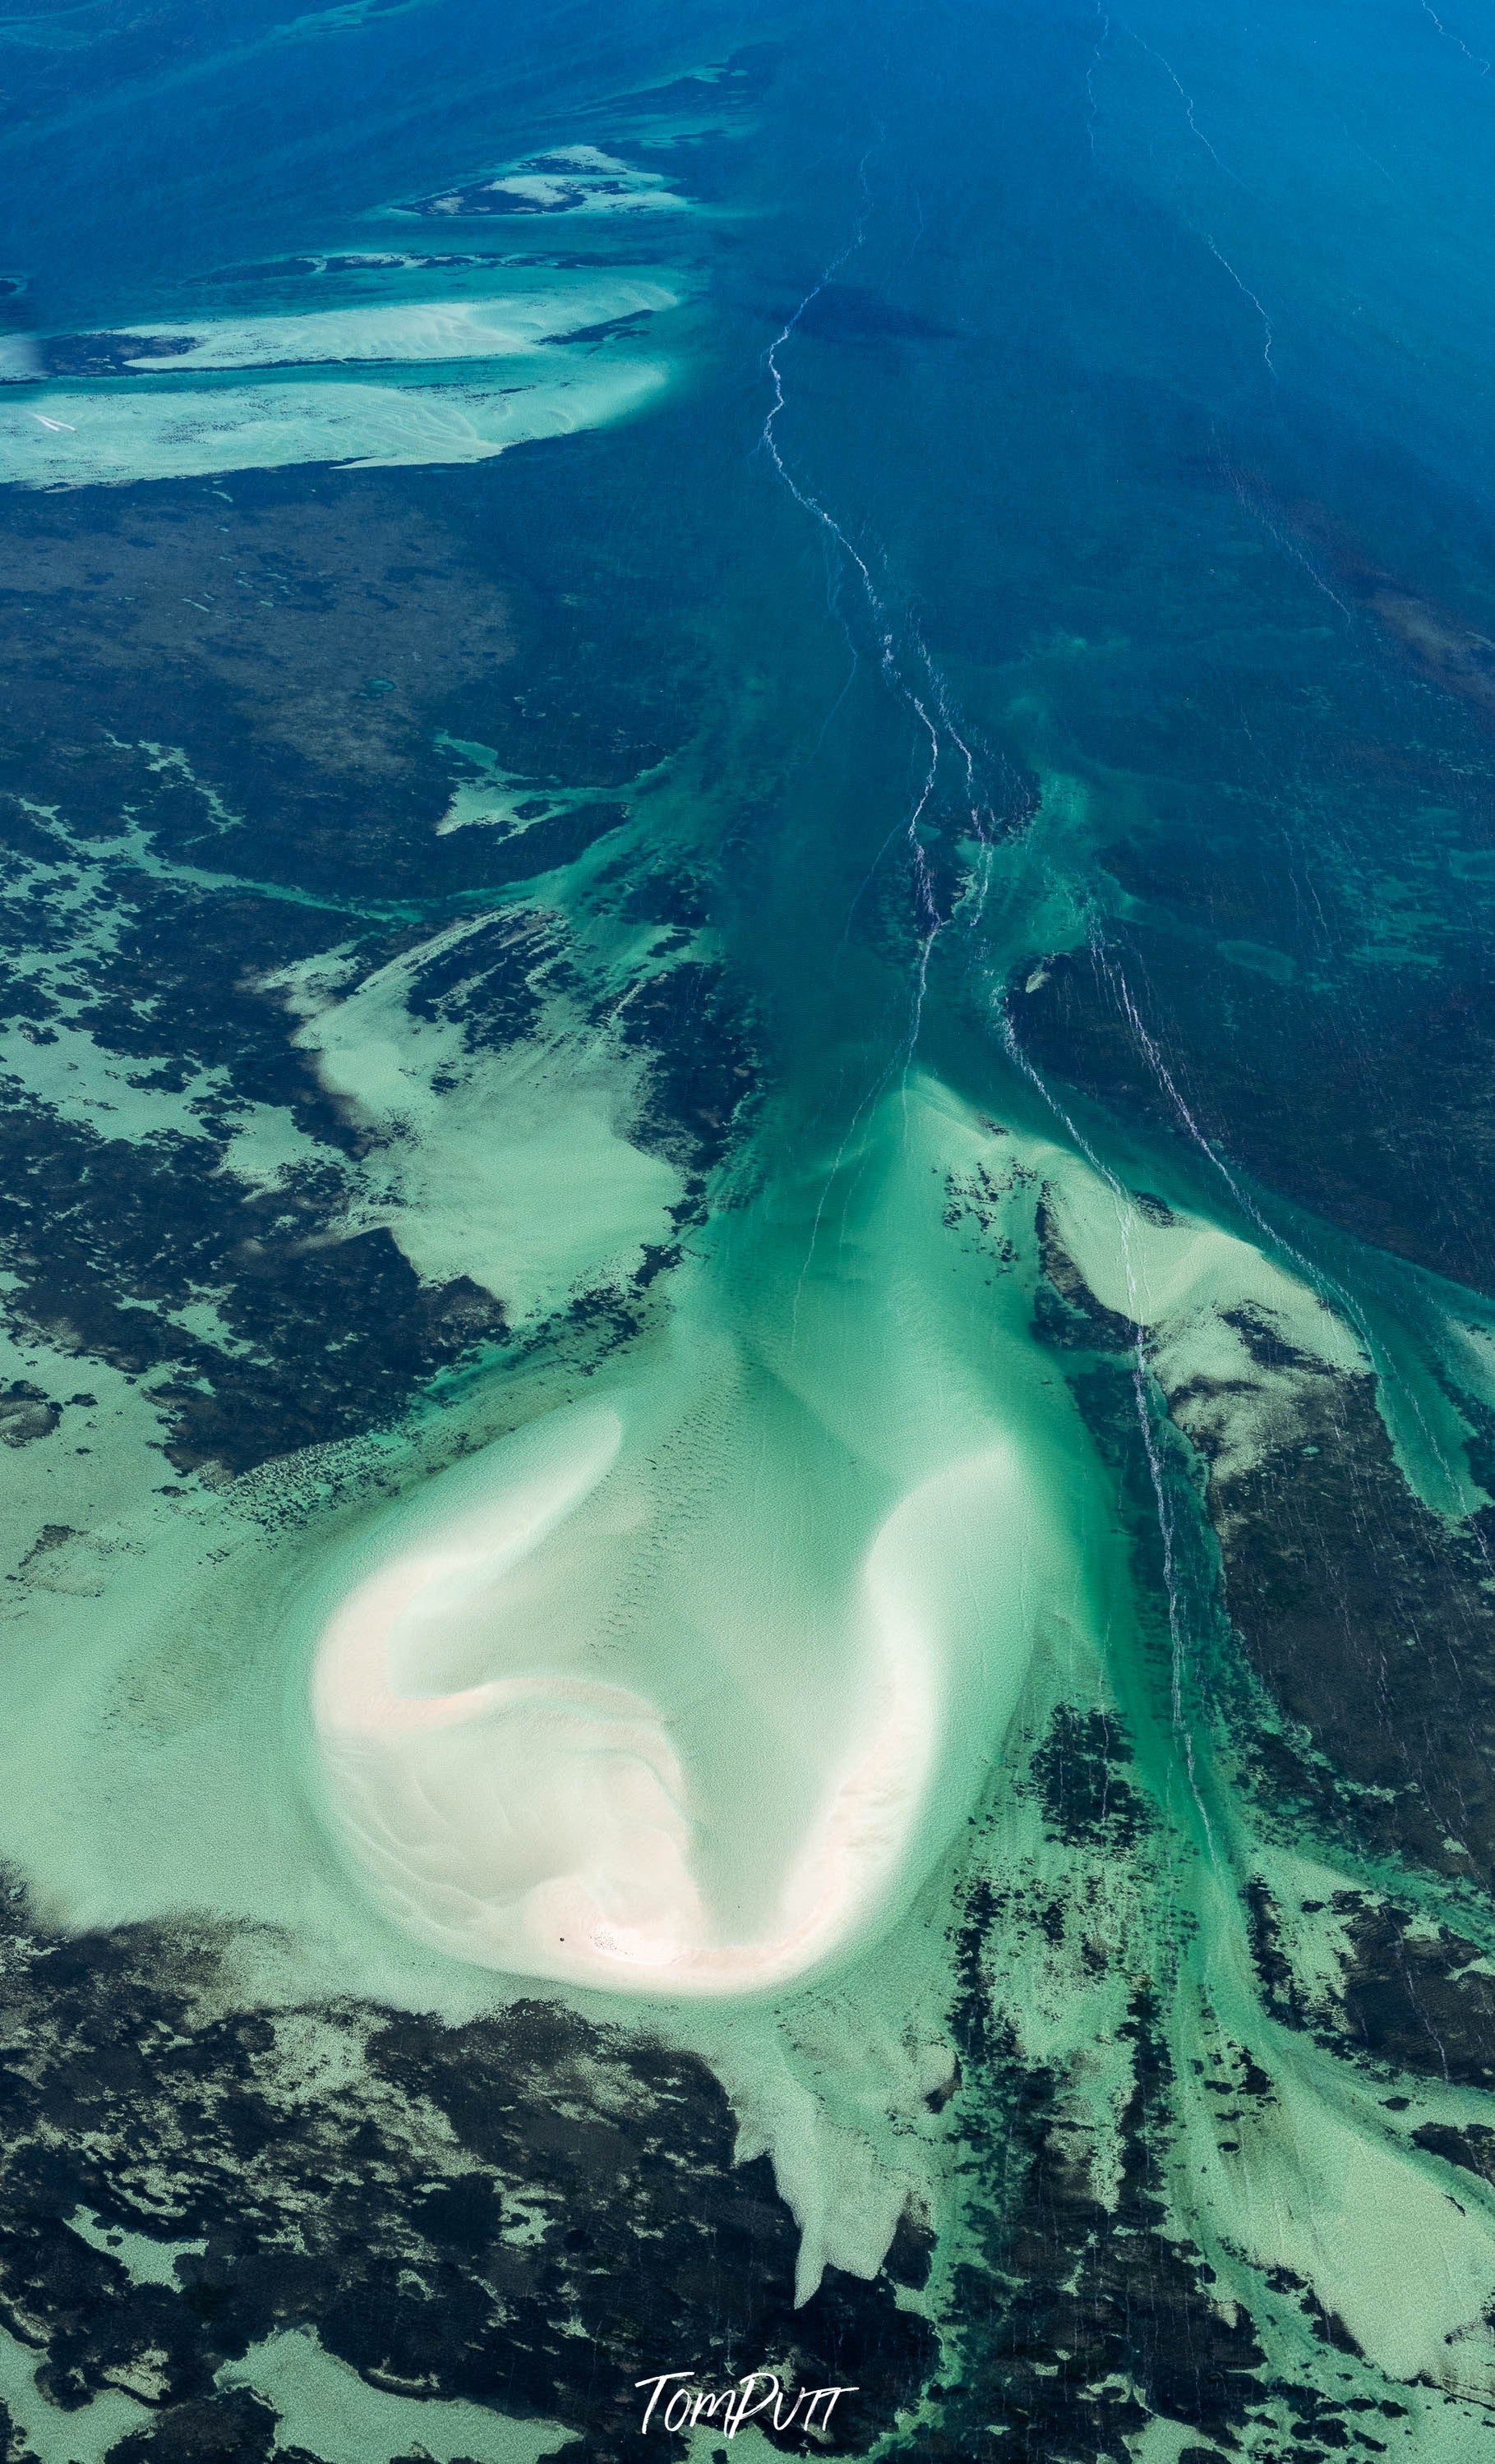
[406,142,695,220]
[0,263,688,486]
[0,356,671,484]
[276,920,685,1323]
[0,1072,1099,1997]
[102,280,682,372]
[309,1397,1038,1992]
[5,944,1495,2429]
[0,1043,1414,2023]
[291,1076,1101,1999]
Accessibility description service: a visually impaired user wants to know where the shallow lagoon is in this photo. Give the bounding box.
[3,0,1495,2455]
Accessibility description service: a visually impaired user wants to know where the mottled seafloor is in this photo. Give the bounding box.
[4,0,1495,2457]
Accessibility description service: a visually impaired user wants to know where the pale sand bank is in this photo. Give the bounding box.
[408,143,692,222]
[277,919,685,1326]
[309,1398,1046,1993]
[296,1077,1103,2001]
[104,279,681,372]
[0,357,670,487]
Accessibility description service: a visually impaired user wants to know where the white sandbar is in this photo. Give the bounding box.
[108,280,680,372]
[0,359,669,488]
[309,1397,1032,1997]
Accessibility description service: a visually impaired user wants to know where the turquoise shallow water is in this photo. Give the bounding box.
[4,0,1495,2456]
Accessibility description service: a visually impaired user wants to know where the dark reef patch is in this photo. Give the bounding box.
[1411,2119,1495,2185]
[105,2388,318,2464]
[1031,1199,1139,1355]
[0,456,683,905]
[617,956,759,1175]
[0,1080,509,1478]
[39,332,198,379]
[1012,882,1495,1296]
[0,1886,930,2464]
[1208,1368,1495,1883]
[904,1880,1270,2464]
[1335,1898,1495,2088]
[1246,1877,1495,2088]
[0,453,758,1478]
[1027,1704,1149,1854]
[0,478,514,899]
[0,1384,62,1448]
[403,910,559,1052]
[1026,1144,1495,1891]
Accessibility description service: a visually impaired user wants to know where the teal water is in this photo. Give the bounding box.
[4,0,1495,2456]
